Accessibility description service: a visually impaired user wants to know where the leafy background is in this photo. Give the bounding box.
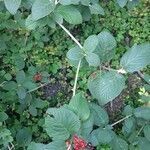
[0,0,150,149]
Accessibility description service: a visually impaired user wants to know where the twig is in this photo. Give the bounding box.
[27,82,49,93]
[58,23,83,49]
[136,123,147,137]
[111,115,132,127]
[72,60,81,96]
[58,23,83,96]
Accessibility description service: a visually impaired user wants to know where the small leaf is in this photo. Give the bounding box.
[69,92,90,121]
[117,0,128,8]
[144,125,150,141]
[88,71,125,105]
[45,107,80,140]
[67,46,84,61]
[134,106,150,121]
[83,35,99,52]
[89,3,104,15]
[56,5,82,24]
[86,52,100,67]
[120,43,150,73]
[4,0,21,14]
[90,103,109,126]
[29,106,37,116]
[16,128,32,147]
[32,0,55,20]
[3,81,17,91]
[0,112,8,122]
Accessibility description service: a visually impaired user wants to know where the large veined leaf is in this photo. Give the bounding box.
[110,137,128,150]
[68,92,90,121]
[28,141,66,150]
[4,0,21,14]
[117,0,128,8]
[134,106,150,121]
[95,31,117,62]
[80,113,94,139]
[89,128,114,146]
[120,43,150,73]
[45,107,80,140]
[59,0,80,5]
[89,103,109,126]
[56,5,82,24]
[83,35,99,53]
[16,70,25,84]
[88,71,125,105]
[31,0,55,20]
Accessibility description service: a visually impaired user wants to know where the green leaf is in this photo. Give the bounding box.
[89,3,104,15]
[89,128,114,146]
[144,125,150,141]
[3,81,17,91]
[46,140,66,150]
[122,117,136,136]
[28,142,47,150]
[88,71,125,105]
[59,0,80,5]
[90,103,109,126]
[4,0,21,14]
[111,137,128,150]
[80,113,94,139]
[69,92,90,121]
[28,141,66,150]
[45,107,80,140]
[26,15,38,30]
[16,128,32,147]
[95,31,117,62]
[120,43,150,73]
[0,112,8,122]
[56,5,82,24]
[134,106,150,120]
[117,0,128,8]
[17,86,26,99]
[67,46,84,61]
[86,52,100,67]
[31,0,55,21]
[29,106,37,116]
[83,35,99,53]
[16,70,25,84]
[138,137,150,150]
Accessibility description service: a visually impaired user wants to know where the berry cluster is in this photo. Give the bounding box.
[73,135,94,150]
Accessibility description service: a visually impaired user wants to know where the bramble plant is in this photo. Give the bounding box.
[0,0,150,150]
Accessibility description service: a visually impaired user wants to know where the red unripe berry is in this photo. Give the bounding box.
[33,73,42,81]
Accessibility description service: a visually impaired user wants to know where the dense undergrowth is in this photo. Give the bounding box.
[0,0,150,150]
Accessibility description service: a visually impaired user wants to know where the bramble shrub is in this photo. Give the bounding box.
[0,0,150,150]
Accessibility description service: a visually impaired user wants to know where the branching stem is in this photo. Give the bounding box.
[111,115,132,127]
[58,23,83,96]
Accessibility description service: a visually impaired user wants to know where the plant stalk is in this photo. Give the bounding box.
[111,115,132,127]
[58,23,83,96]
